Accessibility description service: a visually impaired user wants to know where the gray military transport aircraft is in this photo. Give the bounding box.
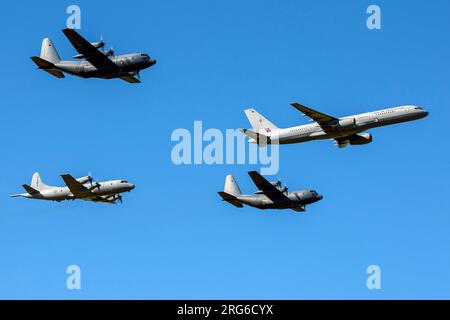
[11,173,135,204]
[31,28,156,83]
[218,171,323,212]
[241,102,429,148]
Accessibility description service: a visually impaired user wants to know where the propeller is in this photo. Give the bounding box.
[89,182,101,191]
[275,177,288,194]
[99,36,105,49]
[87,172,93,186]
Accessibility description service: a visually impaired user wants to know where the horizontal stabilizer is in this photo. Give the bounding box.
[291,206,306,212]
[240,129,270,144]
[218,191,243,208]
[120,74,141,84]
[22,184,40,195]
[30,56,65,78]
[31,56,54,69]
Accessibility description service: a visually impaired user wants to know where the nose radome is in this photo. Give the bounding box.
[317,194,323,200]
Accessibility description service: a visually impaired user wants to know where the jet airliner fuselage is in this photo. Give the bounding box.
[242,104,429,148]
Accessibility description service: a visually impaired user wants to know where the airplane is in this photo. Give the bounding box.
[241,102,429,148]
[30,28,156,83]
[11,172,135,204]
[218,171,323,212]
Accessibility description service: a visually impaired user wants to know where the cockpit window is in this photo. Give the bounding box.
[141,54,150,58]
[121,180,128,183]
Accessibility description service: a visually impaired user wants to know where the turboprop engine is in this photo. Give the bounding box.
[76,175,93,184]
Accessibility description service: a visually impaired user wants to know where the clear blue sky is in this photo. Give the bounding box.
[0,0,449,299]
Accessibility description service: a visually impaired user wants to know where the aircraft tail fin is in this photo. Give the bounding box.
[244,108,279,133]
[31,172,50,191]
[22,184,40,195]
[218,175,243,207]
[40,38,61,64]
[224,175,241,196]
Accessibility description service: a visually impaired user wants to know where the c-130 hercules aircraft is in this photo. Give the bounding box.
[11,173,135,204]
[242,102,429,148]
[218,171,323,212]
[31,28,156,83]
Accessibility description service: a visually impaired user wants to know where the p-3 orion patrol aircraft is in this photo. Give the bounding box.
[242,102,429,148]
[218,171,323,212]
[11,173,135,204]
[31,29,156,83]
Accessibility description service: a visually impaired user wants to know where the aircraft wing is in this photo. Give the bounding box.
[60,173,94,198]
[248,171,293,204]
[291,103,338,128]
[120,74,141,83]
[62,28,119,70]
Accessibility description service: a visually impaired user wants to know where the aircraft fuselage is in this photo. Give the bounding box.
[236,189,322,210]
[271,105,428,144]
[54,53,156,79]
[20,180,134,202]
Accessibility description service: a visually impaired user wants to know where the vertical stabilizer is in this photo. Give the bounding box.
[31,172,50,191]
[40,38,61,64]
[244,109,279,133]
[224,175,241,196]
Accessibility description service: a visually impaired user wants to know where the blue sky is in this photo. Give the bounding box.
[0,0,449,299]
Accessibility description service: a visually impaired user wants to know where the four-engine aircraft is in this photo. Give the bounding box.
[31,28,156,83]
[11,173,135,204]
[218,171,323,212]
[241,103,429,148]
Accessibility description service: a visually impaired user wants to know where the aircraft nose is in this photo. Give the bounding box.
[130,184,135,190]
[423,111,429,117]
[317,194,323,200]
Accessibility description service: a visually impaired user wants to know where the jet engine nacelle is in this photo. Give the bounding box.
[349,133,373,145]
[332,118,356,130]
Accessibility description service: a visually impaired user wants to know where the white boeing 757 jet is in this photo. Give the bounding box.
[241,103,429,148]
